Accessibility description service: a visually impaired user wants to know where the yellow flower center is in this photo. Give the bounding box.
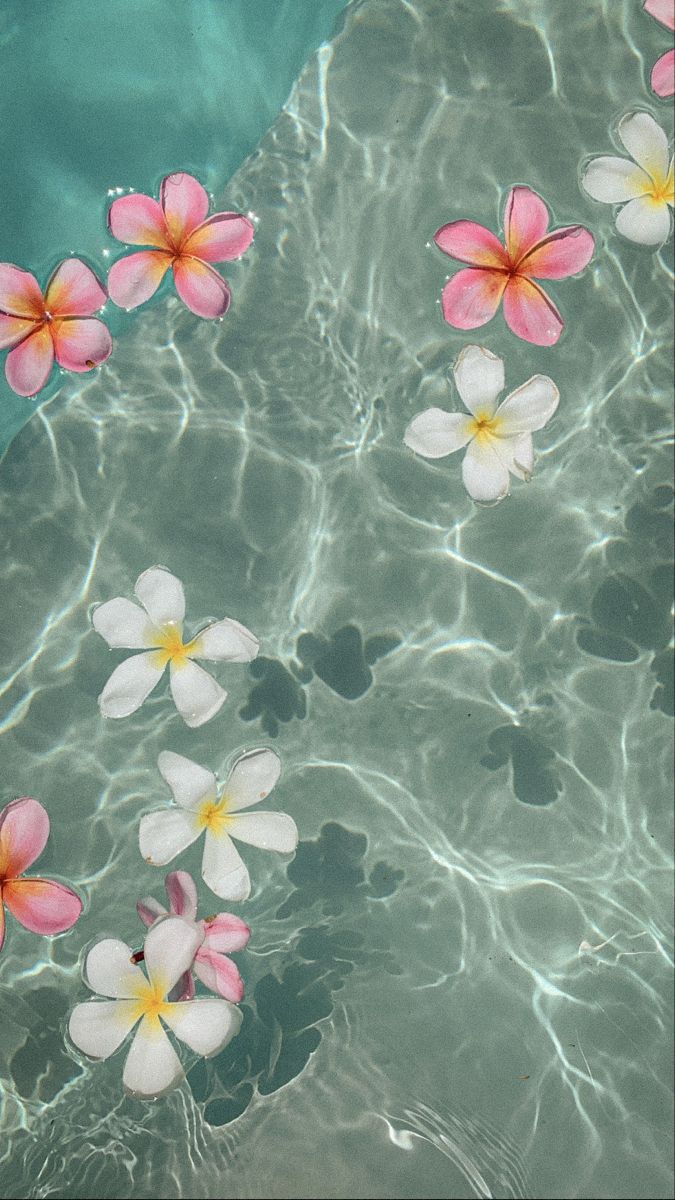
[647,163,674,207]
[197,793,232,836]
[468,410,502,443]
[130,977,171,1028]
[149,622,202,670]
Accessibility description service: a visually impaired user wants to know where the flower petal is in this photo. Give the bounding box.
[183,213,255,262]
[202,832,250,901]
[157,751,217,811]
[107,250,172,310]
[143,915,203,995]
[193,950,245,1002]
[433,220,508,268]
[404,409,473,458]
[135,566,185,626]
[520,225,595,279]
[504,433,535,482]
[0,797,49,877]
[581,155,653,203]
[44,259,107,316]
[440,268,508,330]
[504,186,550,264]
[229,811,298,854]
[169,660,226,728]
[92,597,156,649]
[173,257,231,319]
[137,895,167,927]
[614,193,672,245]
[163,996,243,1054]
[122,1017,183,1097]
[5,326,54,396]
[3,878,82,936]
[108,193,171,249]
[202,913,251,954]
[160,173,210,246]
[165,870,198,921]
[495,374,560,434]
[225,748,282,813]
[652,49,675,98]
[139,808,202,867]
[461,438,510,503]
[0,313,37,351]
[645,0,674,32]
[84,937,147,998]
[502,276,563,346]
[69,1000,139,1059]
[0,264,44,318]
[191,618,259,663]
[617,111,670,182]
[50,317,112,373]
[453,343,505,415]
[97,652,165,719]
[0,902,5,953]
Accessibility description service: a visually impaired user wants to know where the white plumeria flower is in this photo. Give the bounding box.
[581,111,674,246]
[92,566,259,727]
[404,345,559,504]
[68,916,242,1098]
[139,748,298,901]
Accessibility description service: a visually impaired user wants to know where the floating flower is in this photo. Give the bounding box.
[0,798,82,953]
[139,748,298,901]
[645,0,675,99]
[434,186,595,346]
[68,916,242,1097]
[137,870,250,1002]
[404,344,559,504]
[107,172,254,318]
[0,259,112,397]
[92,566,259,727]
[581,112,674,246]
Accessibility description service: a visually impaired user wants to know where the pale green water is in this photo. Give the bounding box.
[0,2,673,1198]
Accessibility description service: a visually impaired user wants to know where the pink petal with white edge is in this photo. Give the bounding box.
[520,225,594,280]
[0,797,50,877]
[0,313,37,351]
[645,0,674,32]
[161,173,210,246]
[85,937,147,998]
[162,996,242,1055]
[165,870,198,921]
[51,318,112,373]
[615,194,672,245]
[462,438,510,503]
[453,344,504,415]
[193,618,259,663]
[496,375,559,435]
[618,112,670,182]
[202,912,251,953]
[652,49,675,98]
[157,751,217,811]
[502,276,563,346]
[137,895,167,927]
[45,259,107,317]
[226,748,282,812]
[97,651,166,719]
[108,193,171,249]
[183,213,255,262]
[230,811,298,854]
[143,915,203,995]
[122,1017,183,1097]
[139,808,202,867]
[202,832,250,901]
[434,220,508,268]
[404,409,473,459]
[107,250,172,310]
[169,659,226,728]
[582,156,653,203]
[92,597,156,649]
[194,949,245,1002]
[173,256,231,318]
[504,187,550,264]
[441,268,508,330]
[0,264,44,318]
[135,566,186,626]
[69,1000,139,1059]
[3,878,82,935]
[5,325,54,396]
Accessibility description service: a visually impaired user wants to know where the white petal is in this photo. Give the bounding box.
[617,112,670,183]
[122,1016,183,1097]
[137,896,167,926]
[230,811,298,854]
[139,808,202,866]
[192,618,259,663]
[202,832,250,901]
[135,566,185,626]
[453,344,504,416]
[461,439,510,503]
[615,194,672,245]
[504,433,534,482]
[157,750,217,811]
[84,938,147,998]
[495,375,559,435]
[169,659,226,728]
[92,598,156,648]
[162,997,242,1056]
[581,155,652,203]
[143,916,203,995]
[97,652,165,719]
[69,1000,139,1058]
[403,408,473,459]
[225,747,282,813]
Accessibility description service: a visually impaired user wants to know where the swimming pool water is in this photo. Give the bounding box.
[0,2,673,1198]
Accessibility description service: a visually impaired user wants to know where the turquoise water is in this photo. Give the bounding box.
[1,1,673,1198]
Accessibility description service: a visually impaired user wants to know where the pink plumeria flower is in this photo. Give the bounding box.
[434,186,595,346]
[137,870,250,1003]
[0,797,82,952]
[92,566,259,728]
[645,0,675,99]
[107,171,254,318]
[68,916,242,1098]
[404,345,559,505]
[582,112,674,246]
[139,748,298,902]
[0,259,112,397]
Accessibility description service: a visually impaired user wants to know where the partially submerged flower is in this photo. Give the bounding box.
[581,111,674,246]
[92,566,259,727]
[68,916,242,1098]
[137,870,250,1003]
[434,186,594,346]
[404,344,559,504]
[139,748,298,901]
[0,259,112,397]
[107,171,254,318]
[644,0,675,99]
[0,797,82,952]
